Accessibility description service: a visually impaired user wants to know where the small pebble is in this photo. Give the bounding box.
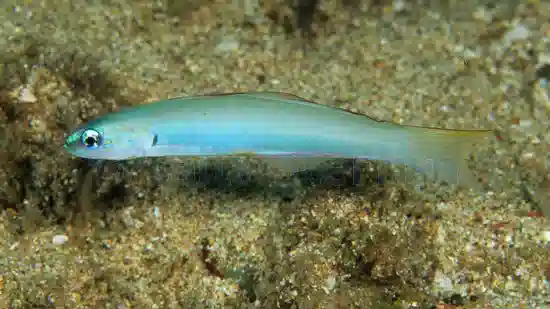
[519,119,533,128]
[503,24,531,45]
[326,275,336,292]
[19,87,37,103]
[521,152,535,160]
[473,7,492,22]
[392,0,407,13]
[215,37,239,53]
[153,206,160,218]
[433,270,454,294]
[52,234,69,245]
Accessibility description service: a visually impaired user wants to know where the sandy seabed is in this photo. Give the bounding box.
[0,0,549,308]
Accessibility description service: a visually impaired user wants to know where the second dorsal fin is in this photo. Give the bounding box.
[243,91,310,101]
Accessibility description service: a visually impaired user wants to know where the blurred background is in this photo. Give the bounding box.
[0,0,549,308]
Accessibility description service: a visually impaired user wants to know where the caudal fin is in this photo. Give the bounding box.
[402,126,493,188]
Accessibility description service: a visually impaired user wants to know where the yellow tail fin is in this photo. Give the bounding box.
[403,126,494,189]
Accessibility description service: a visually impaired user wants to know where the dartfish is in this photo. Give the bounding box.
[64,92,493,186]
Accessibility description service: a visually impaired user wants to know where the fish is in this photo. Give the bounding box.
[64,91,493,187]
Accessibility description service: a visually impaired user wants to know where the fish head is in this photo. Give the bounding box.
[64,121,155,160]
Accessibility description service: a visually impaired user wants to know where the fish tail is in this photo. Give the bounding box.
[402,126,493,188]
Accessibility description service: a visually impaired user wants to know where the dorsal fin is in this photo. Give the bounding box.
[164,91,311,104]
[168,91,386,123]
[176,91,311,102]
[240,91,311,102]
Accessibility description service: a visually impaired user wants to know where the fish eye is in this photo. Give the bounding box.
[80,129,102,148]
